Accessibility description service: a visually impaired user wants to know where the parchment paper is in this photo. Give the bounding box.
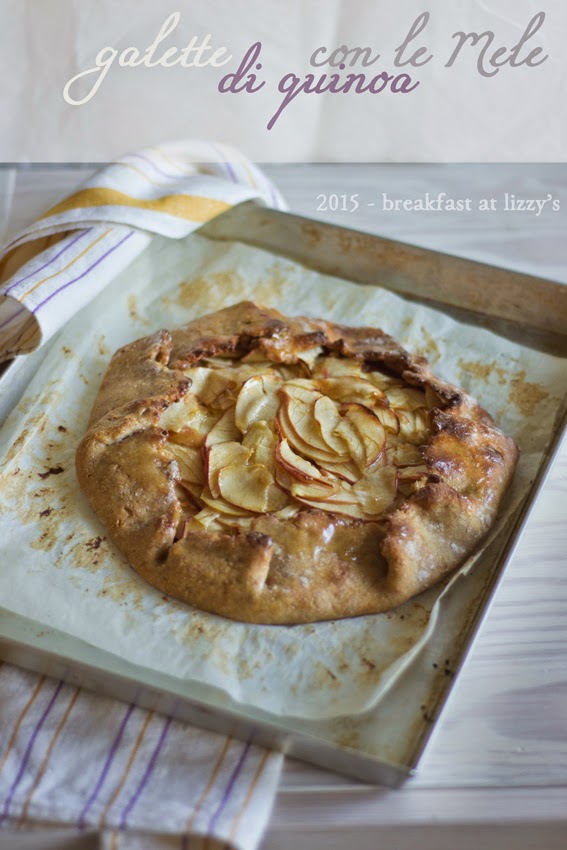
[0,231,565,719]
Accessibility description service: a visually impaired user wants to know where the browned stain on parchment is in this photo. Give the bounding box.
[458,358,508,385]
[508,369,549,417]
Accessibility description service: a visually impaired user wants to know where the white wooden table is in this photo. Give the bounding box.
[1,164,567,850]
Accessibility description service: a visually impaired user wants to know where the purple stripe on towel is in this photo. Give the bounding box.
[32,231,134,312]
[0,680,64,823]
[3,229,93,296]
[118,715,172,829]
[77,702,136,829]
[206,741,251,836]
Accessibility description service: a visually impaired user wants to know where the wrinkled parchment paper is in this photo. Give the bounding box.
[0,231,565,720]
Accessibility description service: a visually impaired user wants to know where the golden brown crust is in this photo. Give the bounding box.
[76,301,519,624]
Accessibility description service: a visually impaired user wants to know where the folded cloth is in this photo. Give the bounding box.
[0,144,286,848]
[0,140,286,363]
[0,663,283,850]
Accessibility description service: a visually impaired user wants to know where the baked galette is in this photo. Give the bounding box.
[76,302,519,624]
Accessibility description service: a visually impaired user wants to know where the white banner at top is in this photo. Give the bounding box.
[0,0,564,162]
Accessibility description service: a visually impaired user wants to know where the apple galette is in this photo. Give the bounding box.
[76,301,519,624]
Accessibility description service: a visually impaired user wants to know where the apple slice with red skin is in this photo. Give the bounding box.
[276,438,335,485]
[277,396,339,465]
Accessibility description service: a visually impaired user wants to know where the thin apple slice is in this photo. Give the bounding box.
[206,441,250,498]
[334,417,366,468]
[280,387,339,457]
[273,504,301,520]
[318,459,360,484]
[216,515,255,532]
[218,463,288,513]
[291,478,339,501]
[339,403,386,468]
[242,420,278,474]
[312,357,363,379]
[397,464,428,482]
[167,444,205,486]
[276,438,335,485]
[397,408,430,444]
[161,395,218,447]
[291,492,365,519]
[314,377,387,406]
[352,465,398,518]
[297,346,323,371]
[200,486,255,517]
[277,401,339,465]
[373,402,400,434]
[361,368,404,391]
[312,396,350,457]
[390,443,423,467]
[204,406,240,447]
[235,374,282,434]
[386,386,428,411]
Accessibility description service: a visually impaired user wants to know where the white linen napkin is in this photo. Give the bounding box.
[0,140,286,363]
[0,144,287,849]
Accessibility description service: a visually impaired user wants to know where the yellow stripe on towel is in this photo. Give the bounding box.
[40,188,231,223]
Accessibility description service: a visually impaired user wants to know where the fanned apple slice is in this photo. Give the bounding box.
[351,465,398,518]
[273,504,301,520]
[280,387,340,458]
[317,459,360,484]
[218,463,288,513]
[314,377,387,406]
[359,365,405,389]
[390,442,423,467]
[192,368,240,411]
[373,402,400,434]
[296,465,396,517]
[206,441,251,498]
[334,416,366,468]
[243,421,278,473]
[338,403,386,468]
[291,478,340,501]
[167,443,204,483]
[397,408,430,444]
[276,438,333,484]
[277,402,339,465]
[386,386,428,411]
[312,357,363,379]
[216,515,255,532]
[312,396,350,457]
[204,406,240,447]
[297,346,324,371]
[397,463,429,482]
[200,486,255,517]
[235,374,282,434]
[161,395,218,448]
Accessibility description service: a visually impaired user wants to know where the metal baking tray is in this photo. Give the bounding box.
[1,202,567,786]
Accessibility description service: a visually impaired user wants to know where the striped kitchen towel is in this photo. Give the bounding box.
[0,140,286,364]
[0,143,287,848]
[0,663,283,849]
